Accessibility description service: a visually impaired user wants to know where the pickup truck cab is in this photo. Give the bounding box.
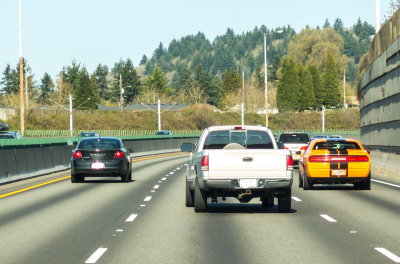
[181,125,294,213]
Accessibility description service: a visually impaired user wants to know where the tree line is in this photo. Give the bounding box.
[0,17,375,111]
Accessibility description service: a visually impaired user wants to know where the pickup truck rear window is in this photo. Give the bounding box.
[203,130,274,149]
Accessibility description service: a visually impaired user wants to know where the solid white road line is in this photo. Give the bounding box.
[375,247,400,263]
[125,214,138,222]
[372,179,400,188]
[85,248,108,264]
[144,196,152,202]
[320,214,337,223]
[291,196,302,202]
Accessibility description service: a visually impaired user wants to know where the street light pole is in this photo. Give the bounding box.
[264,34,268,128]
[18,0,25,135]
[69,95,73,137]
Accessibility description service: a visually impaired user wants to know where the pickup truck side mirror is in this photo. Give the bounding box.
[277,142,284,149]
[181,143,194,152]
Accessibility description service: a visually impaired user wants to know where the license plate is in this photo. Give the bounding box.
[91,162,105,169]
[239,179,257,188]
[331,169,346,176]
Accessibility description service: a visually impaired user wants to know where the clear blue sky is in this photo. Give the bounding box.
[0,0,392,83]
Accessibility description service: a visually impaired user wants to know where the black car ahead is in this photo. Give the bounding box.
[71,137,132,183]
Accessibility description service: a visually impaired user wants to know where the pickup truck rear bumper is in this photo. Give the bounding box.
[201,179,292,191]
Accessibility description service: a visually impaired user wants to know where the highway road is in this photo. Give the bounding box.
[0,153,400,264]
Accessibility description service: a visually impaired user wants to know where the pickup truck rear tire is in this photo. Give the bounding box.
[185,181,194,207]
[298,172,304,188]
[278,189,291,213]
[194,179,207,212]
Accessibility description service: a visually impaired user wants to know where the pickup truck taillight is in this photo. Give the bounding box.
[201,155,209,171]
[287,155,294,170]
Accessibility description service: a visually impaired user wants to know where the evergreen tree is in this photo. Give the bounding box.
[269,56,281,81]
[61,60,81,90]
[323,18,330,29]
[174,65,192,92]
[333,18,344,32]
[144,65,172,96]
[346,61,357,84]
[93,64,110,100]
[73,68,98,109]
[193,65,220,106]
[154,42,165,61]
[277,58,300,112]
[140,55,148,65]
[112,58,142,103]
[321,53,340,108]
[219,68,241,109]
[253,66,264,89]
[38,72,54,104]
[309,65,324,109]
[298,65,315,111]
[0,64,19,95]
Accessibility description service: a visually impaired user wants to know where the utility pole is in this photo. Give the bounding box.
[18,0,25,135]
[241,70,245,126]
[158,99,161,131]
[25,64,28,109]
[119,74,123,110]
[69,95,73,137]
[264,34,268,128]
[343,70,346,108]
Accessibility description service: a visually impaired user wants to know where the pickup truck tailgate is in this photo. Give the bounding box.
[207,149,289,179]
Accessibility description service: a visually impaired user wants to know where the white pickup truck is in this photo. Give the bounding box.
[181,125,294,213]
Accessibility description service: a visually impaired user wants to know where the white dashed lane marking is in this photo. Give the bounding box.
[291,196,302,202]
[85,248,108,264]
[153,185,160,189]
[162,177,167,181]
[125,214,138,222]
[375,247,400,263]
[320,214,337,223]
[144,196,152,202]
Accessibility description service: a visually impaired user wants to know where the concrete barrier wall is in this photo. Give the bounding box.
[0,137,198,184]
[358,12,400,171]
[359,36,400,153]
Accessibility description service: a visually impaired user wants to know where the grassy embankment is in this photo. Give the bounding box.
[3,104,360,132]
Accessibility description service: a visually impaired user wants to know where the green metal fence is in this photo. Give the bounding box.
[23,130,203,138]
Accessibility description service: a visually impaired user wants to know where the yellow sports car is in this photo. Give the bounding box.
[298,138,371,190]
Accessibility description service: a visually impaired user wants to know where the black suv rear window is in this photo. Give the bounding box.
[279,133,309,143]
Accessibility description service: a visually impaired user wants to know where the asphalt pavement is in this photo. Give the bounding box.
[0,153,399,264]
